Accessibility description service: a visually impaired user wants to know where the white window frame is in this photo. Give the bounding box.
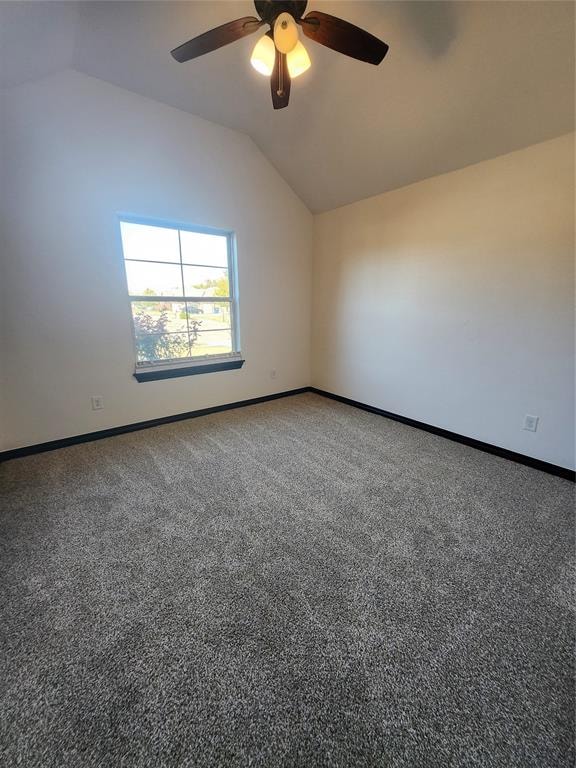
[118,215,242,374]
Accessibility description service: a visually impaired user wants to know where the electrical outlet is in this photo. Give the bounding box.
[523,414,539,432]
[270,369,278,380]
[91,396,104,411]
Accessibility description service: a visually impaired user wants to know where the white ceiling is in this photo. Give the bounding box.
[1,1,574,212]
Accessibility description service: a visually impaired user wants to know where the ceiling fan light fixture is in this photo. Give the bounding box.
[274,12,299,54]
[171,1,390,110]
[286,40,311,79]
[250,33,275,76]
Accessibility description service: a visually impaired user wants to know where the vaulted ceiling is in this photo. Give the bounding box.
[1,1,574,211]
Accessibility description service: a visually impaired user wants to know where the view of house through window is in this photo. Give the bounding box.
[119,219,239,368]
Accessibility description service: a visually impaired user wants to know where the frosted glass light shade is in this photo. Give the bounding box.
[250,34,275,76]
[287,41,311,79]
[274,13,299,54]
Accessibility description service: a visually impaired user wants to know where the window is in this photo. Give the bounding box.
[119,217,243,381]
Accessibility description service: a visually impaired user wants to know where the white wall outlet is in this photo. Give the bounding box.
[270,369,278,380]
[91,396,104,411]
[523,414,539,432]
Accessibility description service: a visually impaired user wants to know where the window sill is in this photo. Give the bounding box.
[133,358,245,383]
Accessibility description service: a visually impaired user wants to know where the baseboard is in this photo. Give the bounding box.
[310,387,575,482]
[0,388,311,463]
[2,386,573,481]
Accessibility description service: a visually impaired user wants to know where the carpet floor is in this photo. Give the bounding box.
[0,392,574,767]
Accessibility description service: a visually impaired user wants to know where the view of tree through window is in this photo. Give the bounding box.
[119,220,238,366]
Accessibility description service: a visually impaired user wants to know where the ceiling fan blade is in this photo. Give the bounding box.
[300,11,389,65]
[271,48,291,110]
[171,17,264,63]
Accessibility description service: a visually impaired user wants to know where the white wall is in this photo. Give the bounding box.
[1,70,312,451]
[0,89,7,450]
[2,72,573,470]
[313,134,575,470]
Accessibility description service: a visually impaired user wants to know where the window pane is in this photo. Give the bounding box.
[183,266,229,297]
[135,333,190,363]
[125,261,183,297]
[180,231,228,268]
[186,301,232,331]
[131,300,189,335]
[120,222,180,263]
[189,329,233,358]
[119,219,239,367]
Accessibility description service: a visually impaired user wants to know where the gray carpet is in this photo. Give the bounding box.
[0,392,574,767]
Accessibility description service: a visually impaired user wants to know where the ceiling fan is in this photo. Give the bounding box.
[171,1,389,109]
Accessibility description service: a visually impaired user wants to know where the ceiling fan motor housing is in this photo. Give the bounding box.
[254,1,308,27]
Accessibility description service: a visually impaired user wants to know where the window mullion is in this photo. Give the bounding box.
[178,229,193,358]
[182,296,231,302]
